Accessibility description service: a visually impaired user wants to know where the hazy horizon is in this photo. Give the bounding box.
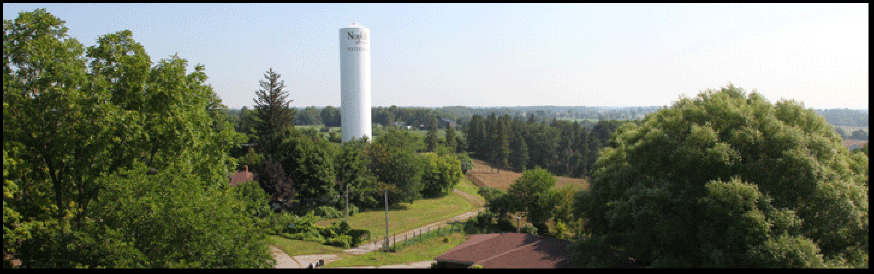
[4,3,868,110]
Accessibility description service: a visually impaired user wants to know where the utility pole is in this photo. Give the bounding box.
[384,189,390,252]
[345,184,349,223]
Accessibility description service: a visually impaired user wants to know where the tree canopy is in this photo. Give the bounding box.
[576,85,868,268]
[253,68,296,154]
[3,9,268,268]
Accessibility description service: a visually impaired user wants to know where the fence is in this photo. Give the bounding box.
[465,174,487,188]
[392,222,466,252]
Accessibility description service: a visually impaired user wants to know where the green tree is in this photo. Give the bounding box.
[366,142,423,206]
[4,9,251,267]
[425,116,439,152]
[255,158,296,202]
[335,138,379,208]
[510,126,529,172]
[466,115,486,157]
[374,127,423,154]
[445,123,457,153]
[320,106,341,128]
[296,106,322,126]
[506,168,558,234]
[577,85,868,268]
[275,131,336,204]
[237,106,258,136]
[494,117,510,172]
[253,68,296,154]
[420,153,463,197]
[85,162,275,268]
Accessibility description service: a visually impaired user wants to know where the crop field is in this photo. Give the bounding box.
[466,159,589,191]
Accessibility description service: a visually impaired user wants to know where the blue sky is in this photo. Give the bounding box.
[4,3,868,109]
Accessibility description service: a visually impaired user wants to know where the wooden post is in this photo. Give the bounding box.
[384,189,389,252]
[345,184,349,223]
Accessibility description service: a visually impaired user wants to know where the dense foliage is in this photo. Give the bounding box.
[576,85,868,268]
[3,9,273,268]
[466,113,630,177]
[253,68,296,153]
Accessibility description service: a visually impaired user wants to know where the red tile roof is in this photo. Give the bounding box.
[434,233,576,268]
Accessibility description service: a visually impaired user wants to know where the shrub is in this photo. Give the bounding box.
[495,218,517,232]
[520,223,538,235]
[349,229,371,247]
[311,206,343,219]
[325,234,352,248]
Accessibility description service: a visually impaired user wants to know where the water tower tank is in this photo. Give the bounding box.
[339,22,372,143]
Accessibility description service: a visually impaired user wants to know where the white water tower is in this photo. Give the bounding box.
[339,22,372,143]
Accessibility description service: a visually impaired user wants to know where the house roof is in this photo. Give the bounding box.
[434,233,576,268]
[228,170,254,186]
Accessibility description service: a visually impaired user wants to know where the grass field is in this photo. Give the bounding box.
[466,159,589,191]
[313,178,480,239]
[270,178,483,267]
[843,139,869,150]
[324,233,468,268]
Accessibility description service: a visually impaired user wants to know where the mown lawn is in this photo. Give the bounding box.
[325,233,469,268]
[314,178,479,236]
[269,179,482,265]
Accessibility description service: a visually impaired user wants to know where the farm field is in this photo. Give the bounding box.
[466,159,589,191]
[843,139,868,150]
[836,126,869,133]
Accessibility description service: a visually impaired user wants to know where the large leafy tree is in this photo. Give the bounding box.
[253,68,296,154]
[83,162,274,268]
[256,158,295,202]
[506,168,559,234]
[369,129,425,206]
[4,9,257,268]
[420,153,463,198]
[295,106,322,126]
[275,131,337,204]
[320,106,341,128]
[335,138,379,208]
[576,85,868,268]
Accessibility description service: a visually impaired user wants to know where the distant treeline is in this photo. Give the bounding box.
[465,113,631,178]
[224,106,868,144]
[226,105,662,132]
[814,109,869,127]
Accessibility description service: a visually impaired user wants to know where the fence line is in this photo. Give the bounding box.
[392,221,467,252]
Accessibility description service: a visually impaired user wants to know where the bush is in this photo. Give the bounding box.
[324,234,352,248]
[262,211,302,235]
[281,212,322,242]
[475,211,495,230]
[349,229,371,247]
[495,218,517,232]
[457,153,474,174]
[311,206,343,219]
[320,221,360,248]
[520,223,538,235]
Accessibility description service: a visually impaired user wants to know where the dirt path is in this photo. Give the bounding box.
[271,188,486,268]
